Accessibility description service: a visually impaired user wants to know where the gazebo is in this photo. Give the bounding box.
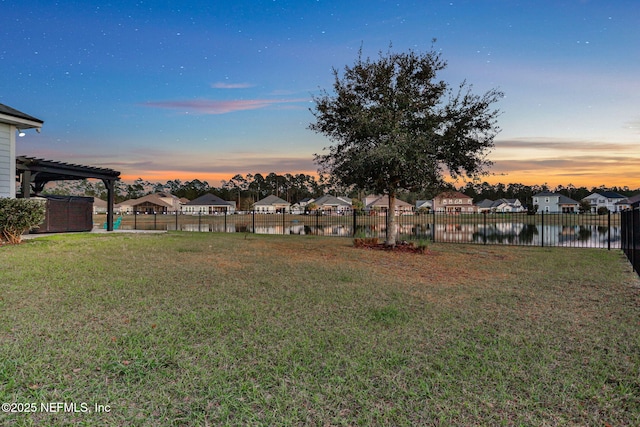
[16,156,121,231]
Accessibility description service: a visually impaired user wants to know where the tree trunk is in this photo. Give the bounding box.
[386,192,397,246]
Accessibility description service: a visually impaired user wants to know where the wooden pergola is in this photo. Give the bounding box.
[16,156,121,231]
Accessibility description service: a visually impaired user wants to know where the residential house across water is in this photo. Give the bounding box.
[183,193,236,214]
[433,191,478,213]
[582,191,626,213]
[533,191,579,213]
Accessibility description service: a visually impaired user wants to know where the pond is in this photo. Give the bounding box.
[122,220,620,249]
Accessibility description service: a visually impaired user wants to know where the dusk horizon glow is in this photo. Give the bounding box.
[2,0,638,189]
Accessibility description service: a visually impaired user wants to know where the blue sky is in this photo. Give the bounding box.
[2,0,639,187]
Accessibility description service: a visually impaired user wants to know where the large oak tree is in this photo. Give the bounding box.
[309,45,503,245]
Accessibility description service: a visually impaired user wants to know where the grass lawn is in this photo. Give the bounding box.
[1,232,639,426]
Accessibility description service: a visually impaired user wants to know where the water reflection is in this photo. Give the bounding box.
[126,220,620,249]
[474,223,619,248]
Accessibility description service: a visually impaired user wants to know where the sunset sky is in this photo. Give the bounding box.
[2,0,639,188]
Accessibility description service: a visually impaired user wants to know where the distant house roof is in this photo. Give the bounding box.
[477,198,522,210]
[366,195,412,209]
[313,194,351,207]
[621,194,640,207]
[93,198,108,208]
[125,193,181,208]
[185,193,234,207]
[558,194,579,205]
[0,103,44,129]
[254,195,290,206]
[592,191,625,199]
[434,191,472,200]
[476,199,496,209]
[533,191,556,197]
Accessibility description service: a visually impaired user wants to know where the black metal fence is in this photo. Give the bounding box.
[111,210,620,250]
[621,208,640,274]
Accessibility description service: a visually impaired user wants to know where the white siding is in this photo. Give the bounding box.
[0,124,15,198]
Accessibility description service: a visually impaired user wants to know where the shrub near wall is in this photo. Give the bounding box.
[0,198,46,244]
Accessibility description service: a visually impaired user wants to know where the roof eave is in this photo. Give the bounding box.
[0,112,44,129]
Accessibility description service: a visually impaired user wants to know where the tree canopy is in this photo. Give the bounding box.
[309,45,503,244]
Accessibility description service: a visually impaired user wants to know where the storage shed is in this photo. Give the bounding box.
[31,195,94,233]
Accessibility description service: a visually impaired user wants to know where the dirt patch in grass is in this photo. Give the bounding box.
[356,245,514,287]
[353,238,428,254]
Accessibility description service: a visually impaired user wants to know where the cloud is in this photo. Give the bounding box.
[486,155,640,187]
[211,82,254,89]
[493,155,640,170]
[116,156,318,184]
[495,138,636,152]
[142,98,307,115]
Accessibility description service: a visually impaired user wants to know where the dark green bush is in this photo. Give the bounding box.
[0,198,46,244]
[597,206,609,215]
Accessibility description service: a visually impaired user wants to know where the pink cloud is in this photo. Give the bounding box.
[142,98,306,115]
[211,82,254,89]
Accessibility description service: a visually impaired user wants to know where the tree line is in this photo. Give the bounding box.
[42,174,640,210]
[43,172,328,210]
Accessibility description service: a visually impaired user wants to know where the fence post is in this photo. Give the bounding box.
[607,211,611,251]
[283,210,286,235]
[632,208,636,270]
[175,210,179,231]
[316,210,319,235]
[483,211,487,245]
[541,211,544,247]
[198,211,201,232]
[432,210,436,243]
[224,207,227,233]
[134,211,137,230]
[622,210,628,257]
[353,208,357,237]
[385,210,389,241]
[252,210,256,233]
[154,212,157,230]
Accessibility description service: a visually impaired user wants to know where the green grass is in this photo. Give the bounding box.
[1,232,639,426]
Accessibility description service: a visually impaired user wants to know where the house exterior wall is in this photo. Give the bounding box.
[0,123,16,198]
[134,201,167,214]
[533,195,559,213]
[433,193,477,213]
[183,204,235,214]
[254,205,275,213]
[253,204,289,213]
[317,203,351,213]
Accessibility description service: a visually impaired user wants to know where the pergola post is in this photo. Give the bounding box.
[103,178,116,232]
[21,169,31,198]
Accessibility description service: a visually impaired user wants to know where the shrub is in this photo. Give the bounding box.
[411,239,429,254]
[597,206,609,216]
[0,198,46,244]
